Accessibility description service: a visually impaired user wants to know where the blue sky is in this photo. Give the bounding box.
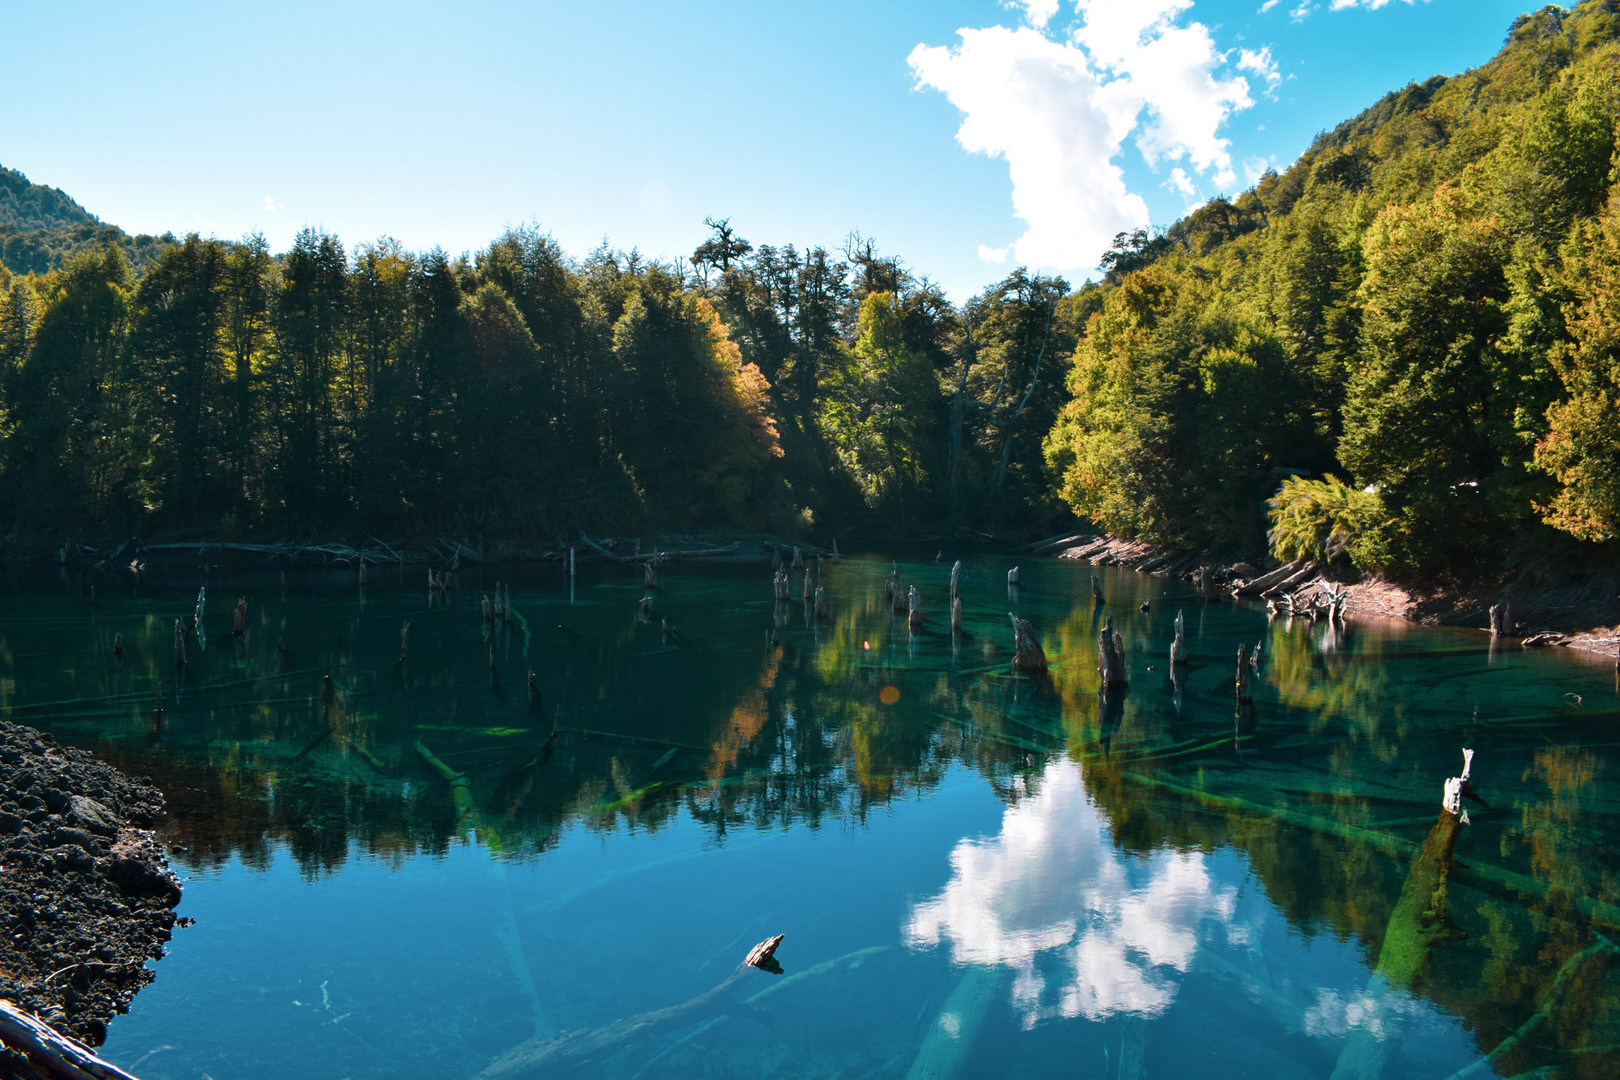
[2,0,1550,300]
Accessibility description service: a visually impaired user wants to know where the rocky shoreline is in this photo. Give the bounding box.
[1055,534,1620,663]
[0,721,182,1053]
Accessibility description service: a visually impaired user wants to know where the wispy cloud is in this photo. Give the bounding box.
[1258,0,1281,11]
[1238,45,1282,95]
[978,243,1012,263]
[262,196,282,212]
[909,0,1263,271]
[1330,0,1427,9]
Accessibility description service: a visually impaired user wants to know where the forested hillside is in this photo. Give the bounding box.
[1047,0,1620,577]
[0,166,174,276]
[1,1,1618,574]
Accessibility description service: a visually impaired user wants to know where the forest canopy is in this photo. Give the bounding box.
[2,0,1619,579]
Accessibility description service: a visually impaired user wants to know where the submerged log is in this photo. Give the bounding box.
[1009,613,1047,673]
[1331,749,1479,1080]
[479,936,786,1079]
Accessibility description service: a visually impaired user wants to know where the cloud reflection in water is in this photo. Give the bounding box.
[905,760,1243,1026]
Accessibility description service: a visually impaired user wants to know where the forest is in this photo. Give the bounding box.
[1,0,1618,581]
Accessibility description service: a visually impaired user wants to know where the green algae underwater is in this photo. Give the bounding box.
[2,553,1617,1079]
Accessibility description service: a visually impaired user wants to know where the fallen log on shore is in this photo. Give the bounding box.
[0,1000,143,1080]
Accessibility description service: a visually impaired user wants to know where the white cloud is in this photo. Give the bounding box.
[1291,2,1315,17]
[262,196,282,212]
[1243,155,1276,184]
[1258,0,1281,11]
[1330,0,1427,9]
[904,760,1242,1026]
[1167,167,1195,198]
[1009,0,1060,28]
[1238,45,1282,95]
[910,0,1262,270]
[978,243,1012,263]
[909,26,1149,270]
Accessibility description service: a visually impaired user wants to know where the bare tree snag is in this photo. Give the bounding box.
[1091,574,1104,605]
[1235,644,1252,701]
[908,586,922,632]
[1009,613,1048,673]
[951,595,962,632]
[814,586,829,621]
[1170,609,1186,665]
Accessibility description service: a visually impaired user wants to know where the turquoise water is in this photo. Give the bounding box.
[3,554,1618,1078]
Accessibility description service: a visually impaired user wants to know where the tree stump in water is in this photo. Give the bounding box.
[1170,609,1186,665]
[814,586,829,621]
[1098,617,1126,688]
[1235,644,1252,701]
[745,934,785,969]
[951,595,962,632]
[908,586,922,631]
[1091,574,1104,605]
[1489,600,1514,638]
[1009,614,1047,673]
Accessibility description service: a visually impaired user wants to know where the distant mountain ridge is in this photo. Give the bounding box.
[0,166,99,230]
[0,164,172,275]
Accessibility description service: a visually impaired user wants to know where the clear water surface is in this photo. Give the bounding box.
[3,552,1618,1079]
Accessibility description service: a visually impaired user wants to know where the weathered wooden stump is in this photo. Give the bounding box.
[1235,644,1252,701]
[1098,616,1126,688]
[1009,613,1047,673]
[1170,609,1186,665]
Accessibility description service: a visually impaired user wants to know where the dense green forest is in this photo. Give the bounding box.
[2,0,1619,579]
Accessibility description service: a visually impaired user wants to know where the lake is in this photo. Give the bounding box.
[2,552,1617,1079]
